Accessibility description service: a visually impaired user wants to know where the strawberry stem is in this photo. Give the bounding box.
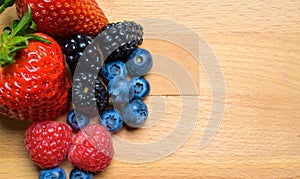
[0,6,51,67]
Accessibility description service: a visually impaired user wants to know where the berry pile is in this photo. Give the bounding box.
[0,0,153,178]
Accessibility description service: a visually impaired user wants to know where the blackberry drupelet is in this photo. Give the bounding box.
[62,34,94,75]
[99,21,144,62]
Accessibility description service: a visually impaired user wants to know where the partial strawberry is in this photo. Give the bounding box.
[25,121,73,169]
[0,8,71,121]
[68,124,114,173]
[13,0,108,37]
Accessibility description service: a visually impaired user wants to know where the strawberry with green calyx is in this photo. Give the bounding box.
[0,8,71,121]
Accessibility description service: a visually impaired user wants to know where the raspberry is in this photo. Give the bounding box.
[24,121,73,169]
[68,124,114,173]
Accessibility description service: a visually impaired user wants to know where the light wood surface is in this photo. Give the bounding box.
[0,1,300,178]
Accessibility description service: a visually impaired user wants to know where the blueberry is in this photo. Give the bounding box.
[100,108,123,133]
[130,77,150,99]
[108,77,134,104]
[67,109,90,131]
[69,168,93,179]
[39,166,66,179]
[126,48,153,77]
[102,60,127,82]
[122,99,148,128]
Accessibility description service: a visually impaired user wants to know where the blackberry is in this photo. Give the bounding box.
[72,44,104,115]
[98,21,144,62]
[62,34,94,75]
[95,77,109,114]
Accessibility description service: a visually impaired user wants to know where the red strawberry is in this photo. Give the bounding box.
[14,0,108,37]
[0,8,71,121]
[24,121,73,168]
[68,124,114,173]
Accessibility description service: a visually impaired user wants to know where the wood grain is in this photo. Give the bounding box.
[0,1,300,178]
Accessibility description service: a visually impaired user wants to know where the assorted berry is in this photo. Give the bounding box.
[99,21,144,62]
[126,48,153,77]
[100,109,123,133]
[68,124,114,173]
[122,99,149,128]
[15,0,108,37]
[0,1,153,178]
[72,72,108,116]
[95,77,110,114]
[63,34,94,75]
[102,60,128,82]
[0,9,71,121]
[25,121,73,169]
[39,167,66,179]
[108,77,134,104]
[70,168,93,179]
[67,109,90,131]
[130,77,151,99]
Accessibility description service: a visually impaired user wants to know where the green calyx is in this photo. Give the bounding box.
[0,0,15,14]
[0,6,51,67]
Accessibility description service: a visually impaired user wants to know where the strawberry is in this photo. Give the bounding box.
[0,8,71,121]
[24,120,73,169]
[14,0,109,37]
[68,124,114,173]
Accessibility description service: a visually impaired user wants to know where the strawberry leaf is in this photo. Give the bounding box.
[9,36,27,45]
[0,0,15,14]
[0,6,51,67]
[10,6,32,37]
[24,34,51,44]
[12,20,19,29]
[0,0,5,6]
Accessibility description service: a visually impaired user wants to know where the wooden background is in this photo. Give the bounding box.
[0,0,299,178]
